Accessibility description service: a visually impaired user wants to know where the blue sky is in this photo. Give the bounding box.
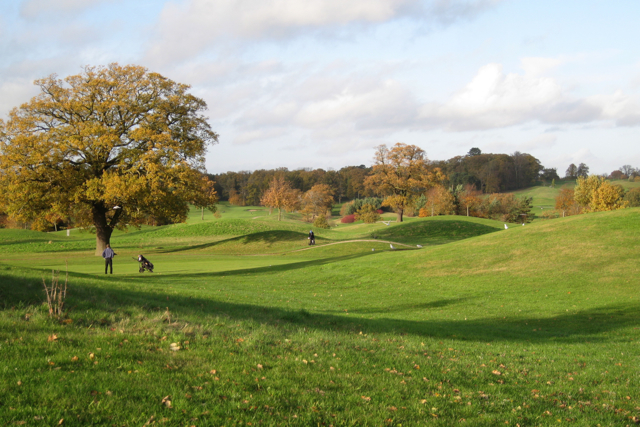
[1,0,639,175]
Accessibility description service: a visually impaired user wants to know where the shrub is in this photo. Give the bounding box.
[625,187,640,207]
[313,214,330,229]
[339,202,353,216]
[355,204,380,224]
[343,197,384,215]
[539,210,560,219]
[341,214,356,223]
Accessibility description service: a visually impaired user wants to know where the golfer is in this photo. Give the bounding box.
[102,243,116,274]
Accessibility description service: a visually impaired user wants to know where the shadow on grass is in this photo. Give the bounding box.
[373,219,501,245]
[2,267,638,344]
[160,230,309,253]
[154,252,372,277]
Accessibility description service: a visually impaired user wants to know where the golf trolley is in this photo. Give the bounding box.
[134,255,154,273]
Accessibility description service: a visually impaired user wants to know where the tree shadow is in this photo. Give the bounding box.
[160,230,309,253]
[373,219,501,245]
[152,252,373,277]
[349,298,473,314]
[2,268,638,344]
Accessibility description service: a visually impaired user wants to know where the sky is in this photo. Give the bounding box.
[1,0,639,175]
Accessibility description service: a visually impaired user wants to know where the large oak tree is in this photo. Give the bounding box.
[0,64,218,254]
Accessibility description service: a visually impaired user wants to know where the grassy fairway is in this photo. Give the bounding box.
[1,207,640,426]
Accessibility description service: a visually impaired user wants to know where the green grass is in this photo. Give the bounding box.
[1,206,640,425]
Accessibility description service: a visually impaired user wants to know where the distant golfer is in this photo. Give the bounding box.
[308,230,315,245]
[102,243,116,274]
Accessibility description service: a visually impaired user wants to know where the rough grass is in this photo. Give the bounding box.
[1,207,640,425]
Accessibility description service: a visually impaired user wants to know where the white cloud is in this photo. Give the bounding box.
[589,90,640,126]
[20,0,118,18]
[147,0,504,62]
[418,61,640,130]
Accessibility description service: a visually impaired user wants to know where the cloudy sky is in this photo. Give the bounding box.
[1,0,639,174]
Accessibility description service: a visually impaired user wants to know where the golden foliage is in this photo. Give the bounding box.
[364,143,445,222]
[591,181,628,212]
[354,204,380,224]
[419,185,455,217]
[260,176,301,221]
[574,176,627,212]
[0,64,218,252]
[555,188,581,216]
[300,184,334,220]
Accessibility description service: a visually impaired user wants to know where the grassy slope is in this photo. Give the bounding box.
[1,208,640,425]
[514,179,640,210]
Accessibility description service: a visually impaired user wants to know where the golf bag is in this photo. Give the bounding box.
[137,255,154,273]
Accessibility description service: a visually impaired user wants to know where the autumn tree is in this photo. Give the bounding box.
[458,184,482,216]
[260,176,301,221]
[574,175,627,212]
[591,181,627,211]
[364,143,444,222]
[0,64,218,255]
[555,188,581,217]
[419,185,455,217]
[300,184,334,220]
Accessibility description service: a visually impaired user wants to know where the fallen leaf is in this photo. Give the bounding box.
[48,334,58,342]
[492,370,502,375]
[58,419,64,425]
[71,356,79,362]
[161,395,172,408]
[170,343,181,351]
[257,364,263,369]
[17,380,22,386]
[89,353,95,360]
[361,396,371,401]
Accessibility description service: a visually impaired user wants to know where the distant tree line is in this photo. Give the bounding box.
[210,147,547,205]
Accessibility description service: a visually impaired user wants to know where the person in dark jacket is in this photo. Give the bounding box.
[308,230,315,245]
[102,244,116,274]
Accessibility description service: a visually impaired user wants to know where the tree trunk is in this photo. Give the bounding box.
[466,206,469,216]
[92,203,115,256]
[278,208,282,221]
[396,207,403,223]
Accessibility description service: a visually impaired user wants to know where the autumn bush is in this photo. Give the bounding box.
[354,204,380,224]
[313,214,330,229]
[575,175,628,212]
[341,197,384,216]
[340,214,356,223]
